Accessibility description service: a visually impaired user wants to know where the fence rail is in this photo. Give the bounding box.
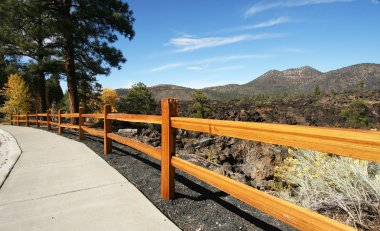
[9,98,380,231]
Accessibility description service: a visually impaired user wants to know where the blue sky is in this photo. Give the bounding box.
[92,0,380,90]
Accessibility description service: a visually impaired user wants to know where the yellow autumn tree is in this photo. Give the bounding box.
[0,74,31,116]
[100,88,118,112]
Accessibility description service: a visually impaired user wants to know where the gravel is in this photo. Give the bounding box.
[51,128,294,231]
[0,128,22,187]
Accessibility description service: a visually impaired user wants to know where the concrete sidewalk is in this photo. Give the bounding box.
[0,125,179,231]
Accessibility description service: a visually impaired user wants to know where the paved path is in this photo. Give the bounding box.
[0,125,179,231]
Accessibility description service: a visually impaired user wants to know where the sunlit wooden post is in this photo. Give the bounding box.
[79,107,84,140]
[26,112,29,127]
[58,109,62,135]
[17,113,20,126]
[104,104,112,155]
[10,113,12,125]
[161,98,178,200]
[36,110,40,128]
[47,110,51,131]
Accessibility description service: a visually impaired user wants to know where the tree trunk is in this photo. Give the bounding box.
[63,0,79,113]
[37,51,47,112]
[38,70,47,112]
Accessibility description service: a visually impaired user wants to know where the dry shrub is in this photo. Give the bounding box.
[274,149,380,230]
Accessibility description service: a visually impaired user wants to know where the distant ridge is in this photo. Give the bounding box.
[116,63,380,101]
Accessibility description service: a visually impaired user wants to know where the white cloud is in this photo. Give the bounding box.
[245,0,352,16]
[167,33,283,52]
[215,17,291,34]
[148,54,273,73]
[150,63,184,73]
[187,66,204,71]
[208,65,244,72]
[252,17,292,29]
[278,48,305,53]
[195,54,274,64]
[167,35,251,52]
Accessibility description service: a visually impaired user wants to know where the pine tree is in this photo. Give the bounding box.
[47,0,135,113]
[0,0,134,114]
[0,0,63,112]
[78,72,102,113]
[46,75,64,109]
[117,83,156,114]
[188,90,212,118]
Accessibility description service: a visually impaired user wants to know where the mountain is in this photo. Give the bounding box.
[209,66,323,96]
[148,85,195,101]
[301,63,380,92]
[116,63,380,101]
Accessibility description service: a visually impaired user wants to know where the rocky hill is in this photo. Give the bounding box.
[116,63,380,101]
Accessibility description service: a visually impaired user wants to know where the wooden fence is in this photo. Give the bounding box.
[9,98,380,231]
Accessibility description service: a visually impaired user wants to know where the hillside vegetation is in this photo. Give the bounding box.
[116,63,380,101]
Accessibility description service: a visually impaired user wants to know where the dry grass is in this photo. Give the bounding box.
[273,149,380,230]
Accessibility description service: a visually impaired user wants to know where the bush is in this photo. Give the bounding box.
[188,90,212,118]
[117,82,156,114]
[101,88,118,112]
[340,100,369,128]
[0,74,31,116]
[274,149,380,230]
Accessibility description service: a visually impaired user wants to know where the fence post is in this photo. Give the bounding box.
[17,113,20,126]
[79,107,84,140]
[104,104,112,155]
[26,112,29,127]
[58,109,62,135]
[10,113,12,125]
[36,110,39,128]
[161,98,178,200]
[47,110,51,131]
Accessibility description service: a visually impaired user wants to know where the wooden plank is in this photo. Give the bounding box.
[26,112,29,127]
[38,113,48,117]
[36,111,39,128]
[107,113,162,124]
[60,113,79,118]
[47,110,51,131]
[49,114,58,117]
[58,110,62,134]
[171,156,354,231]
[107,133,161,160]
[49,122,58,126]
[160,98,178,200]
[79,107,84,140]
[28,120,37,123]
[39,121,48,124]
[82,113,103,118]
[171,117,380,162]
[60,123,79,129]
[104,105,112,154]
[17,120,27,123]
[81,126,103,137]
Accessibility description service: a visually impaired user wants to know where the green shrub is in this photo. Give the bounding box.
[340,100,369,128]
[188,90,212,118]
[117,82,156,114]
[274,149,380,230]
